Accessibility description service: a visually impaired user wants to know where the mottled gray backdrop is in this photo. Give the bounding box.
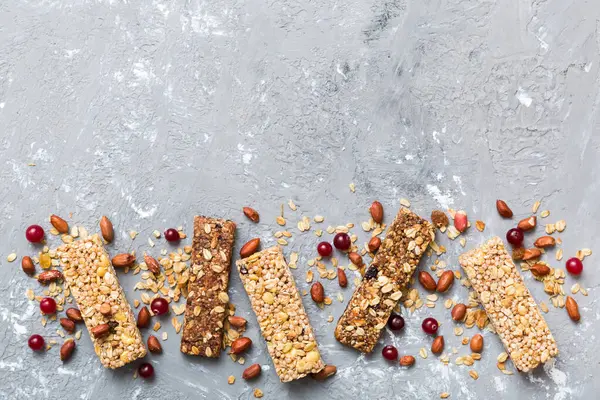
[1,0,599,398]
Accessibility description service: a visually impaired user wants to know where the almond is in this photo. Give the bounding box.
[522,248,542,261]
[99,303,112,316]
[227,316,247,328]
[418,271,437,291]
[240,238,260,258]
[50,214,69,234]
[147,335,162,353]
[399,355,415,367]
[312,364,337,381]
[66,308,83,322]
[100,216,114,243]
[530,263,551,277]
[111,253,135,268]
[60,318,75,333]
[337,268,348,288]
[230,337,252,354]
[431,210,449,228]
[451,303,467,321]
[348,252,363,266]
[566,296,580,322]
[470,334,483,353]
[311,282,325,303]
[454,210,468,233]
[243,207,260,223]
[21,256,35,275]
[137,306,151,328]
[37,269,63,284]
[495,200,513,218]
[60,339,75,361]
[91,323,110,338]
[368,236,381,252]
[436,270,455,293]
[370,201,384,223]
[242,363,261,380]
[534,236,556,248]
[518,216,537,231]
[431,335,444,354]
[144,254,161,275]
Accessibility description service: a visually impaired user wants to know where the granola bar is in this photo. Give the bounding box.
[236,247,325,382]
[180,216,236,357]
[335,207,434,353]
[458,237,558,372]
[57,234,146,368]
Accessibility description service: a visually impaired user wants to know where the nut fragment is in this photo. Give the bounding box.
[242,363,262,380]
[66,308,83,322]
[91,323,110,338]
[522,248,542,261]
[311,282,325,303]
[451,303,467,321]
[431,336,444,354]
[534,236,556,248]
[530,263,551,277]
[137,306,151,328]
[495,200,513,218]
[470,334,483,353]
[111,253,135,268]
[243,207,260,223]
[399,355,415,366]
[337,268,348,288]
[418,271,437,291]
[37,269,64,284]
[565,296,580,322]
[60,339,76,361]
[99,303,112,316]
[348,252,363,266]
[431,210,449,228]
[60,318,76,333]
[144,254,161,275]
[100,216,114,243]
[436,270,455,293]
[454,210,468,233]
[148,335,162,353]
[517,216,537,231]
[50,214,69,234]
[370,201,384,223]
[240,238,260,258]
[231,337,252,354]
[312,364,337,381]
[21,256,35,275]
[228,316,247,328]
[368,236,381,252]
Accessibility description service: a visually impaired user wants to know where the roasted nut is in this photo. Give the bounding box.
[522,248,542,261]
[368,236,381,252]
[530,263,551,277]
[111,253,135,268]
[243,207,260,223]
[137,306,151,328]
[311,282,325,303]
[100,216,114,243]
[147,335,162,353]
[470,334,483,353]
[21,256,35,275]
[240,238,260,258]
[418,271,437,291]
[50,214,69,234]
[431,336,444,354]
[337,268,348,288]
[348,252,363,266]
[454,210,468,233]
[60,339,75,361]
[518,216,537,231]
[312,364,337,381]
[451,303,467,321]
[431,210,449,228]
[231,337,252,354]
[399,355,415,367]
[144,254,161,275]
[228,316,247,328]
[566,296,580,322]
[436,271,455,293]
[91,323,110,338]
[512,247,526,260]
[66,308,83,322]
[534,236,556,248]
[242,363,261,380]
[60,318,76,333]
[495,200,513,218]
[99,303,112,316]
[37,269,64,284]
[370,201,384,223]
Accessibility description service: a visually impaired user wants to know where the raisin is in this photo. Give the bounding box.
[364,266,378,279]
[240,266,248,275]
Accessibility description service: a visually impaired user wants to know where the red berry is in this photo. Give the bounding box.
[382,345,398,361]
[422,317,439,335]
[40,297,57,314]
[25,225,45,243]
[138,362,154,378]
[565,257,583,275]
[388,314,405,331]
[333,233,351,251]
[317,242,333,257]
[28,334,45,351]
[151,297,169,315]
[506,228,524,246]
[164,228,180,242]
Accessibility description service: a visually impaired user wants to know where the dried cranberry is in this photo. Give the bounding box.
[26,225,45,243]
[40,297,57,314]
[565,257,583,275]
[382,345,398,361]
[333,233,351,251]
[164,228,180,242]
[317,242,333,257]
[151,297,169,315]
[506,228,524,247]
[138,363,154,378]
[422,317,439,335]
[28,334,45,351]
[388,314,405,331]
[364,266,378,279]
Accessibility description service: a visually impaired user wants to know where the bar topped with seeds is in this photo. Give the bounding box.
[57,234,146,368]
[180,216,236,357]
[335,207,434,353]
[459,236,558,372]
[236,247,325,382]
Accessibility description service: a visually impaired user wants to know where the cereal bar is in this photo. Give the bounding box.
[335,207,434,353]
[236,247,325,382]
[180,216,236,357]
[57,234,146,368]
[459,236,558,372]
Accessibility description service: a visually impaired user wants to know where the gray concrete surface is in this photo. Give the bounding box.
[1,0,599,398]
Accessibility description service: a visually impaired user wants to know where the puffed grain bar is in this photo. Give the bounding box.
[335,207,434,353]
[236,247,325,382]
[180,216,236,357]
[459,237,558,372]
[57,234,146,368]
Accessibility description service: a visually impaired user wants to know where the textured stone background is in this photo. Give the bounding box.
[1,0,599,398]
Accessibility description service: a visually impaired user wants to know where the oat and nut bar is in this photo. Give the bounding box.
[236,247,325,382]
[180,216,236,357]
[335,207,434,353]
[459,236,558,372]
[57,234,146,368]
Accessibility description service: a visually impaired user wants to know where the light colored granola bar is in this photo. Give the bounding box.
[459,236,558,372]
[236,247,325,382]
[57,234,146,368]
[335,207,434,353]
[180,216,236,357]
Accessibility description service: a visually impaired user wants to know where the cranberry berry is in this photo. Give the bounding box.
[333,233,351,251]
[565,257,583,275]
[40,297,57,314]
[388,314,405,331]
[506,228,524,247]
[317,241,333,257]
[382,345,398,361]
[422,317,439,335]
[164,228,180,242]
[26,225,45,243]
[151,297,169,315]
[28,334,45,351]
[138,363,154,378]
